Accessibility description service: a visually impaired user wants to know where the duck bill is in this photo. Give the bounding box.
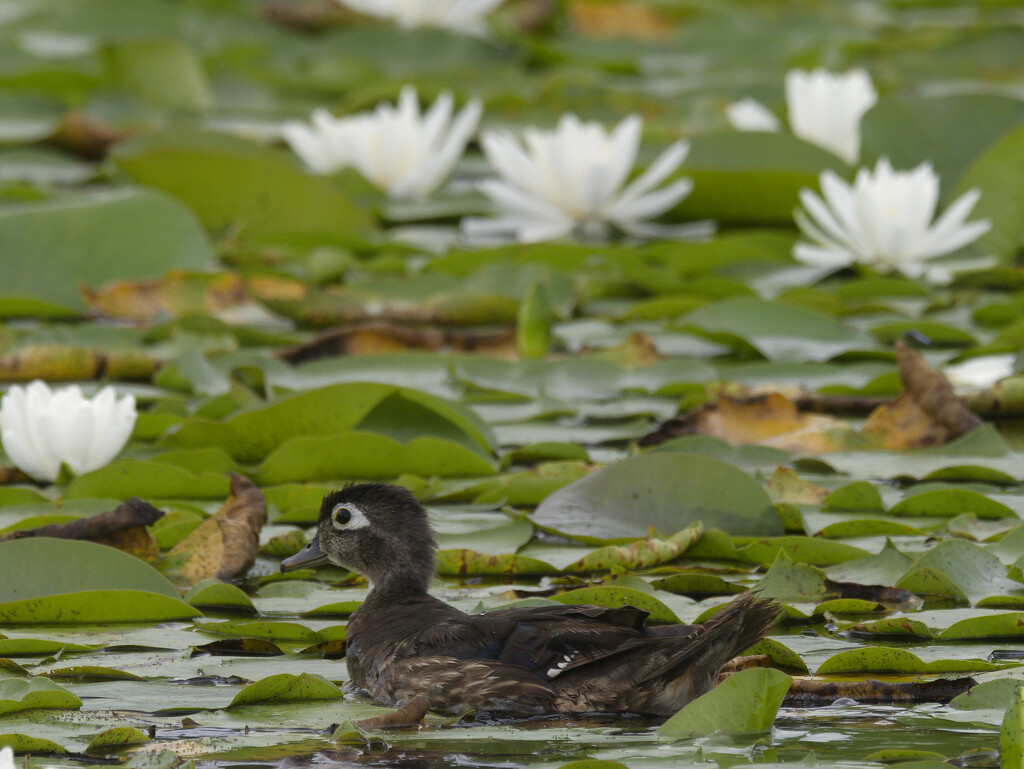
[281,535,329,572]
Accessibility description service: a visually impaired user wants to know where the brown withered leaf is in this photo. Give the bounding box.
[299,639,348,658]
[83,271,248,321]
[192,638,284,657]
[278,322,516,363]
[0,467,31,485]
[356,695,429,729]
[0,498,163,543]
[719,654,773,679]
[0,346,157,383]
[681,393,855,453]
[46,111,128,160]
[862,340,983,449]
[260,0,354,32]
[567,0,674,41]
[163,474,266,585]
[784,676,975,704]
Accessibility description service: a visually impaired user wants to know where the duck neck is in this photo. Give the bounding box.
[364,564,433,601]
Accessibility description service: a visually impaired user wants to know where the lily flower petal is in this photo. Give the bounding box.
[0,381,136,483]
[283,86,481,200]
[336,0,505,35]
[793,158,990,281]
[467,113,697,243]
[726,98,782,132]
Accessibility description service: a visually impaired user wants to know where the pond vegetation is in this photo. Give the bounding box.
[2,1,1024,767]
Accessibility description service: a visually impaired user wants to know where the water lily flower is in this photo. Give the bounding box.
[281,108,355,175]
[793,158,991,281]
[724,98,781,133]
[945,354,1016,391]
[727,68,877,164]
[336,0,505,35]
[283,86,482,200]
[462,113,695,243]
[0,381,137,483]
[1,746,13,769]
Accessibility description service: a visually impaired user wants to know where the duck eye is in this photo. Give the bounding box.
[332,505,352,527]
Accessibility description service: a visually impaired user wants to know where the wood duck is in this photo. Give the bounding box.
[281,482,780,717]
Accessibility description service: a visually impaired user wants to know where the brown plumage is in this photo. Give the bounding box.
[281,482,781,716]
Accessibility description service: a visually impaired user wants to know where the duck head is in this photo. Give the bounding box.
[280,482,436,594]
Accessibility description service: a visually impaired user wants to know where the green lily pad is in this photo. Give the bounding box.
[0,189,211,313]
[185,580,257,614]
[0,538,197,623]
[257,432,498,484]
[228,673,344,707]
[827,540,914,587]
[0,677,82,715]
[937,612,1024,640]
[196,621,320,643]
[64,460,231,499]
[889,489,1016,519]
[86,726,151,751]
[842,618,934,639]
[1001,684,1024,767]
[563,524,703,573]
[164,383,495,463]
[0,638,97,656]
[681,297,871,363]
[436,550,557,576]
[951,679,1024,710]
[0,733,66,753]
[531,453,780,544]
[816,647,998,675]
[897,539,1023,605]
[113,130,374,242]
[822,481,887,512]
[675,132,848,225]
[657,667,792,738]
[756,551,830,603]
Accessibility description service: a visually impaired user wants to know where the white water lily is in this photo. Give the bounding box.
[944,354,1016,391]
[727,68,877,164]
[281,108,355,175]
[0,381,136,483]
[794,158,991,281]
[336,0,505,35]
[724,97,781,132]
[1,746,13,769]
[283,86,482,200]
[463,113,695,243]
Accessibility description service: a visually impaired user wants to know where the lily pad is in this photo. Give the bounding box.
[86,726,151,752]
[816,647,998,675]
[0,189,211,313]
[113,130,374,242]
[0,538,197,623]
[257,432,498,484]
[532,453,780,544]
[0,678,82,715]
[227,673,344,707]
[164,383,495,463]
[681,297,871,363]
[185,580,257,614]
[657,667,792,738]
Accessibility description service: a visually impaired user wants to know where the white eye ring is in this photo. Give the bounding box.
[331,503,370,530]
